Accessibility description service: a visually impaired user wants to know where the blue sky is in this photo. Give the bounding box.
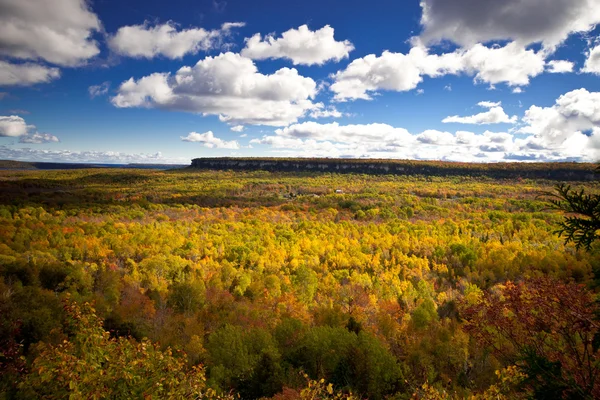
[1,0,600,163]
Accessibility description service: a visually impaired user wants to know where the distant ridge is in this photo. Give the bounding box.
[0,160,186,170]
[190,157,598,181]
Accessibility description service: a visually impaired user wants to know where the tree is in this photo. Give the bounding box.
[547,183,600,250]
[167,280,205,314]
[462,278,600,399]
[19,296,229,399]
[206,324,282,397]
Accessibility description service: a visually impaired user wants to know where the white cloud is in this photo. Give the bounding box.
[0,146,186,164]
[461,43,545,87]
[418,0,600,50]
[0,114,60,143]
[443,102,517,124]
[0,0,101,67]
[582,45,600,75]
[519,88,600,160]
[241,24,353,66]
[112,73,174,107]
[19,132,59,144]
[0,115,29,137]
[478,101,501,108]
[250,122,512,161]
[310,105,343,118]
[221,22,245,30]
[230,125,245,132]
[330,48,460,101]
[512,87,524,94]
[546,60,574,73]
[0,61,61,86]
[250,112,593,162]
[330,43,545,101]
[271,121,414,145]
[416,129,456,145]
[180,131,240,149]
[88,81,110,98]
[112,52,318,126]
[108,21,244,59]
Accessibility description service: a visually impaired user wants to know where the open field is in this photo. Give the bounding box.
[1,167,599,399]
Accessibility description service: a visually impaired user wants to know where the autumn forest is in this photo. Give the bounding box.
[0,163,599,399]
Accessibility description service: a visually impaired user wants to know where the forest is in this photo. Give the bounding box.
[0,165,599,399]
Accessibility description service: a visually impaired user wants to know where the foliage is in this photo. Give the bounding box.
[462,278,600,399]
[546,183,600,250]
[19,296,232,399]
[0,168,598,399]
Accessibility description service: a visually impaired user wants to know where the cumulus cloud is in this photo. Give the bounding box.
[88,81,110,98]
[416,129,456,145]
[112,52,318,126]
[0,114,60,143]
[582,45,600,75]
[443,102,517,124]
[330,43,545,101]
[418,0,600,50]
[330,48,461,101]
[0,0,101,67]
[250,122,520,161]
[0,61,61,86]
[230,125,245,132]
[180,131,240,149]
[0,146,185,164]
[546,60,575,73]
[463,43,546,87]
[241,25,353,65]
[108,21,244,59]
[250,105,594,162]
[519,88,600,160]
[0,115,29,137]
[19,132,59,144]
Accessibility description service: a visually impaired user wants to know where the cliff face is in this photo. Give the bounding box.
[190,158,598,181]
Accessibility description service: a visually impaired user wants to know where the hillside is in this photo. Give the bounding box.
[0,160,186,170]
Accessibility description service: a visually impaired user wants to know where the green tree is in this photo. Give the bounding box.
[207,324,281,397]
[298,326,356,381]
[344,332,403,400]
[167,280,205,314]
[547,183,600,250]
[19,296,226,399]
